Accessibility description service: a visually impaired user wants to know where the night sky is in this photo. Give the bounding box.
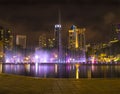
[0,0,120,47]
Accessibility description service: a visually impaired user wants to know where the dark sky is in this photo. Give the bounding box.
[0,0,120,47]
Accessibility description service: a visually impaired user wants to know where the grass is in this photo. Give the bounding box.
[0,73,120,94]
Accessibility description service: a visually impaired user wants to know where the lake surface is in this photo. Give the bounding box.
[1,63,120,79]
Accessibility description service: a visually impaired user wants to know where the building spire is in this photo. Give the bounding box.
[58,8,61,25]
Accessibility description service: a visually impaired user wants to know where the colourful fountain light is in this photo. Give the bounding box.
[4,47,87,63]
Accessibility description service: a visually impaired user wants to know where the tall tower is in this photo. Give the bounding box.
[54,9,62,62]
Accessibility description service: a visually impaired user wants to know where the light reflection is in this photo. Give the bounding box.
[102,66,107,78]
[35,63,38,75]
[91,65,95,72]
[14,65,17,73]
[87,69,91,79]
[0,63,2,73]
[1,64,120,78]
[25,64,30,72]
[75,63,80,79]
[11,64,14,71]
[55,64,58,73]
[43,65,48,78]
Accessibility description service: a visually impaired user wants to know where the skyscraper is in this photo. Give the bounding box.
[0,27,12,50]
[0,26,12,62]
[39,34,47,48]
[39,34,55,49]
[16,35,27,49]
[47,35,55,49]
[68,25,86,62]
[68,25,86,50]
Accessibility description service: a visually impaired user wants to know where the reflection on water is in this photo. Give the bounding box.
[87,69,91,79]
[1,63,120,78]
[25,64,30,72]
[0,63,2,73]
[55,64,58,73]
[75,64,79,79]
[35,63,38,75]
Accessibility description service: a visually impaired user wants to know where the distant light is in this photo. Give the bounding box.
[55,64,58,73]
[35,55,39,59]
[25,57,29,60]
[0,55,3,58]
[55,24,61,28]
[91,56,95,64]
[8,30,11,33]
[54,54,58,58]
[69,30,74,33]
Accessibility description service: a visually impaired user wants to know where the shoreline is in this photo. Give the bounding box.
[0,62,120,65]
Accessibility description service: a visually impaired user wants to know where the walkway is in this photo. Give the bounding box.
[0,74,120,94]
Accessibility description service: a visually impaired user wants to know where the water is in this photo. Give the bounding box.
[1,63,120,79]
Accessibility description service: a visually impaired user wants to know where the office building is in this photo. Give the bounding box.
[39,34,47,48]
[0,26,13,62]
[68,25,86,50]
[0,27,12,50]
[16,35,27,48]
[47,35,55,48]
[39,34,55,49]
[68,25,86,62]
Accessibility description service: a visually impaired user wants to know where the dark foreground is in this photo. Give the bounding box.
[0,74,120,94]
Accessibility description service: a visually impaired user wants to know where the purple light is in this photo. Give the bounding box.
[4,48,86,63]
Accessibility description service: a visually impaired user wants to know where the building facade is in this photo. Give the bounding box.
[68,25,86,50]
[0,26,12,62]
[39,34,55,49]
[16,35,27,49]
[39,34,47,48]
[68,25,86,62]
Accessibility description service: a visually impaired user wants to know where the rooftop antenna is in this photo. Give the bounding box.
[58,8,61,25]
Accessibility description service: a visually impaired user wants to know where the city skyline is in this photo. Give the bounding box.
[0,0,120,47]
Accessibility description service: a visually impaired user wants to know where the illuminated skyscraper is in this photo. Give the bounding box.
[68,25,77,49]
[68,25,86,50]
[39,34,55,49]
[0,27,12,50]
[68,25,86,62]
[39,34,47,48]
[47,37,55,48]
[16,35,26,48]
[0,26,12,62]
